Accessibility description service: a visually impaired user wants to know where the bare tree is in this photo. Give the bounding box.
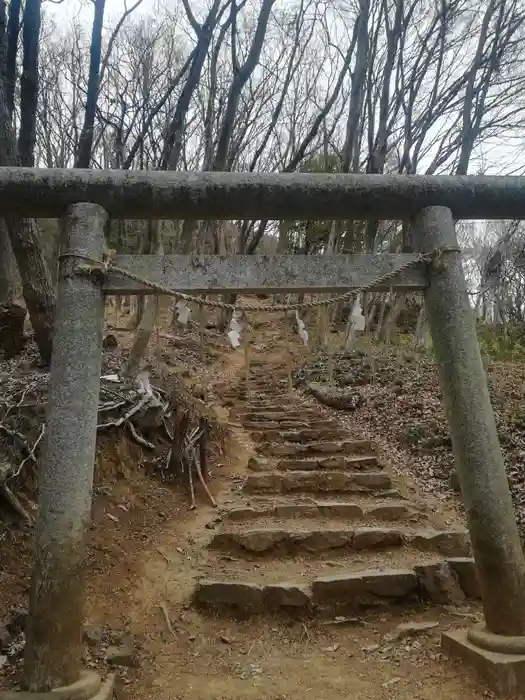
[75,0,106,168]
[160,0,231,172]
[1,0,523,357]
[18,0,42,166]
[0,0,14,305]
[5,0,20,118]
[0,0,56,363]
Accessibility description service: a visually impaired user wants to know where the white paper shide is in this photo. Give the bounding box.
[227,310,244,348]
[350,295,366,332]
[295,310,308,347]
[175,299,191,325]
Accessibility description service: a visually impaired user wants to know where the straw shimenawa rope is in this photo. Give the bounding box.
[61,248,459,312]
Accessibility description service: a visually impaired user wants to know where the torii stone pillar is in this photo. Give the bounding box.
[12,204,109,699]
[413,206,525,695]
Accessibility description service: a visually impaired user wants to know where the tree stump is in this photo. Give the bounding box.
[0,303,27,359]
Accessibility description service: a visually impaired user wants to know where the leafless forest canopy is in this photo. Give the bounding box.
[1,0,525,362]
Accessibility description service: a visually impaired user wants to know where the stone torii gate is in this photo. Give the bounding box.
[1,168,525,698]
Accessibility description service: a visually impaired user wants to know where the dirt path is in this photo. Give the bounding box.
[0,310,504,699]
[92,313,497,700]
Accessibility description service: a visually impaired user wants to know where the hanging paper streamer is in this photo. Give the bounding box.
[175,299,191,325]
[136,367,154,398]
[243,322,251,397]
[295,310,309,347]
[227,310,243,349]
[350,295,366,332]
[198,302,209,403]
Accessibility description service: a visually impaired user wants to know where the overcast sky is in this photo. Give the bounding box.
[45,0,155,26]
[43,0,518,176]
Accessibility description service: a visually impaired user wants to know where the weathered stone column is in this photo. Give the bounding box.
[22,203,108,692]
[412,206,525,637]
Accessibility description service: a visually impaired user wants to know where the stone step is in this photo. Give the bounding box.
[243,403,306,412]
[194,556,481,616]
[224,394,289,404]
[250,364,287,369]
[220,386,252,394]
[242,381,290,390]
[221,499,413,523]
[237,403,316,418]
[248,454,380,473]
[210,526,471,558]
[239,410,322,422]
[241,395,295,403]
[260,440,374,458]
[222,398,248,407]
[213,383,237,393]
[197,546,472,585]
[243,491,407,506]
[243,408,303,416]
[246,372,288,378]
[250,365,288,370]
[251,428,349,443]
[246,381,291,387]
[221,385,288,395]
[244,398,298,406]
[243,419,338,431]
[239,393,291,399]
[245,392,298,399]
[276,454,379,471]
[243,470,393,495]
[214,385,267,396]
[244,391,292,397]
[248,374,290,380]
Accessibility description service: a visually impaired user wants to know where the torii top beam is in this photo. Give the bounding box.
[1,167,524,220]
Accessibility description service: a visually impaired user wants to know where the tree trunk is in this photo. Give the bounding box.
[5,0,20,118]
[160,0,224,171]
[0,0,55,364]
[5,216,55,363]
[211,0,276,175]
[413,304,430,350]
[0,3,13,303]
[342,0,369,173]
[374,293,389,342]
[0,217,14,304]
[122,220,163,379]
[18,0,41,166]
[382,293,405,343]
[75,0,105,168]
[0,301,26,358]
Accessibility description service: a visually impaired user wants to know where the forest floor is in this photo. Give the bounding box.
[1,302,523,700]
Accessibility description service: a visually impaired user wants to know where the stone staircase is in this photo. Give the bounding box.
[195,358,480,618]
